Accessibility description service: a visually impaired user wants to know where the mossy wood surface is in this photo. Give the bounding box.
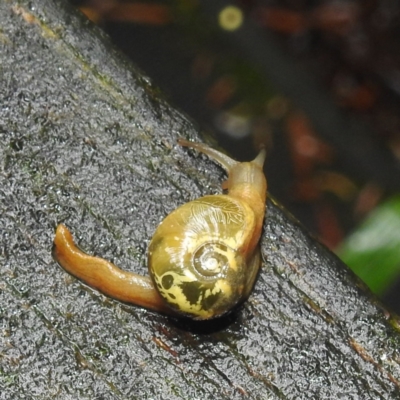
[1,1,400,399]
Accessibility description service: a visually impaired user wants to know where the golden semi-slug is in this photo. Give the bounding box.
[52,139,267,320]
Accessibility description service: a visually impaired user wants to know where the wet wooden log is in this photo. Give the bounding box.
[1,1,400,398]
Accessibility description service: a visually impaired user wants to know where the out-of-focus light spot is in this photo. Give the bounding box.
[215,111,251,139]
[219,6,243,31]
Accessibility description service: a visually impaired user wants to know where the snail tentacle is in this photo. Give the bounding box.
[178,139,238,172]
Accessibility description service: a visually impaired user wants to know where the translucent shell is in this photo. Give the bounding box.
[148,194,259,319]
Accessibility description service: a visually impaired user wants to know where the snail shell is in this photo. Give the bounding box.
[52,139,267,320]
[148,196,261,319]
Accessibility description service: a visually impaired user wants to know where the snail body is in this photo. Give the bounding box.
[53,139,267,320]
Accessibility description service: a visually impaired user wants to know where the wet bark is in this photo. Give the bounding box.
[1,1,400,399]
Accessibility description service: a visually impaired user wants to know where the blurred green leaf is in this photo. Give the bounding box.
[338,196,400,294]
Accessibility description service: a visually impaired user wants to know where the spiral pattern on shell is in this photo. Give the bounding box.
[148,195,257,319]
